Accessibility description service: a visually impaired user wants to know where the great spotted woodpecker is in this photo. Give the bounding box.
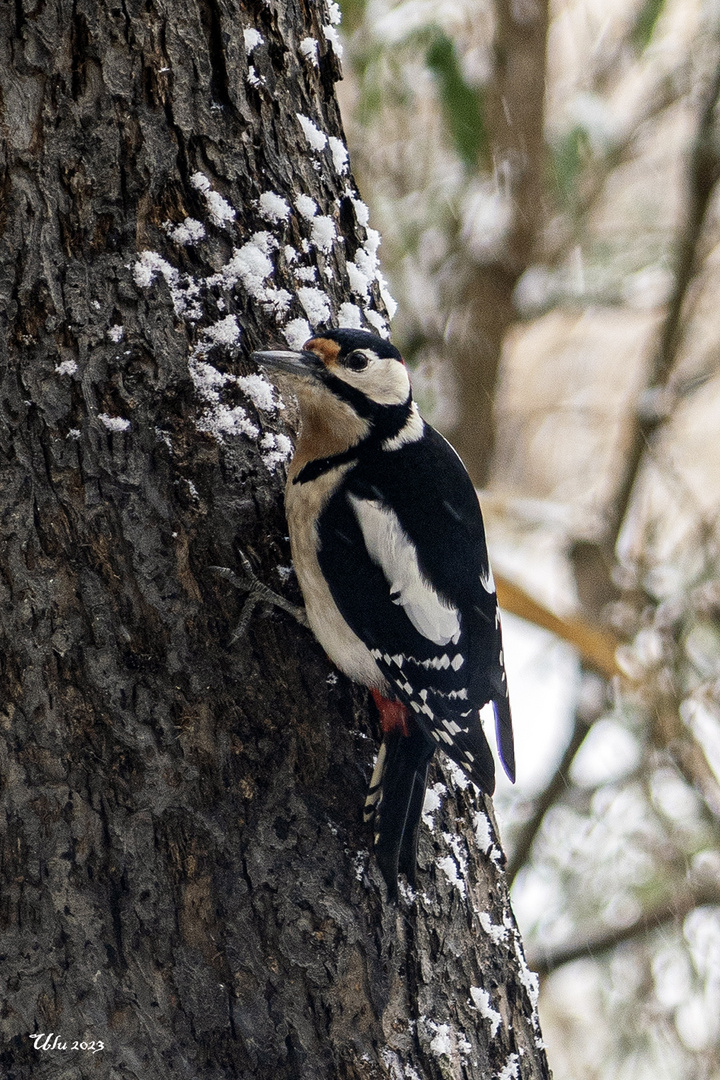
[252,328,514,900]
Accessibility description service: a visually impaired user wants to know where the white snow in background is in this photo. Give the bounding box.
[443,831,468,877]
[99,413,130,432]
[284,245,299,264]
[55,359,77,376]
[347,261,370,296]
[243,27,263,53]
[295,267,317,282]
[247,66,263,88]
[220,238,273,293]
[570,718,641,787]
[190,172,236,228]
[189,356,259,441]
[132,250,200,317]
[343,226,396,317]
[67,428,81,439]
[189,358,225,403]
[296,194,319,220]
[338,302,363,328]
[297,286,331,324]
[470,986,503,1038]
[166,217,206,245]
[297,113,328,152]
[328,136,349,174]
[494,613,579,797]
[259,191,291,223]
[107,324,124,342]
[283,318,312,349]
[299,37,319,66]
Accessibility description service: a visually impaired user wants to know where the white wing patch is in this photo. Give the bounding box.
[349,495,461,646]
[480,561,495,593]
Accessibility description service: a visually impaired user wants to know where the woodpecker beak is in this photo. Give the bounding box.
[251,349,325,378]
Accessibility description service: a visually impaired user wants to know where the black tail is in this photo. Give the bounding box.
[493,694,516,783]
[364,726,435,902]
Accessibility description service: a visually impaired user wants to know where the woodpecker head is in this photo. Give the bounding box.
[253,329,421,464]
[252,328,411,409]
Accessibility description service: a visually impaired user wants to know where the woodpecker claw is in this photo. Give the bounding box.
[209,557,308,642]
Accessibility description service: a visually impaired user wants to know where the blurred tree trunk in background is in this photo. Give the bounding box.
[0,2,549,1078]
[445,0,549,484]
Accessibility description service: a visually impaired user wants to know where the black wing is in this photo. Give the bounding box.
[317,424,514,788]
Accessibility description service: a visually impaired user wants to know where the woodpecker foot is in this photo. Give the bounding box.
[210,553,308,643]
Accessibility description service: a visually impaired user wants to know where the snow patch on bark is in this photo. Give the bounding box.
[243,27,263,53]
[337,302,362,328]
[99,413,131,432]
[421,782,446,829]
[322,24,343,57]
[496,1054,520,1080]
[328,136,349,174]
[473,809,503,866]
[297,286,331,324]
[259,192,291,223]
[295,194,318,220]
[297,113,328,152]
[190,172,236,227]
[310,216,336,253]
[283,318,312,349]
[478,912,509,944]
[260,432,293,470]
[299,37,319,66]
[470,986,503,1037]
[165,217,206,245]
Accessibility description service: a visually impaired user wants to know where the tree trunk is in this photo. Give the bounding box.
[445,0,550,485]
[0,2,550,1078]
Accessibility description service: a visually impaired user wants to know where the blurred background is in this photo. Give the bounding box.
[335,0,720,1076]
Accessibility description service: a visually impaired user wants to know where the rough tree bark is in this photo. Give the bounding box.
[0,2,550,1078]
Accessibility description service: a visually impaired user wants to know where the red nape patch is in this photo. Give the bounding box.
[371,689,410,737]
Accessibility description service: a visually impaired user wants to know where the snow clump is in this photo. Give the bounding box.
[190,172,236,228]
[297,114,328,152]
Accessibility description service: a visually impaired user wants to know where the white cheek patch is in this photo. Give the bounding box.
[337,356,411,406]
[349,496,461,647]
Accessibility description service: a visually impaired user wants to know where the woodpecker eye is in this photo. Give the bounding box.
[343,349,369,372]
